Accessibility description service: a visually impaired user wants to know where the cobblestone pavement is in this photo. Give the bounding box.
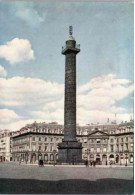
[0,162,133,194]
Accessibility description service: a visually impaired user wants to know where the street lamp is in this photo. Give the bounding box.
[125,154,128,166]
[119,153,122,166]
[53,149,57,166]
[85,149,90,167]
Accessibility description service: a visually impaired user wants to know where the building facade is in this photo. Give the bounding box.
[0,129,12,162]
[85,129,133,165]
[11,121,134,165]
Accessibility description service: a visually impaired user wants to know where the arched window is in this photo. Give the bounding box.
[31,153,36,163]
[109,154,114,160]
[44,154,48,161]
[102,154,107,162]
[50,154,54,161]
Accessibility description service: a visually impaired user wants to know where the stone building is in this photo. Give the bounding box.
[11,121,134,165]
[85,125,133,165]
[0,129,12,162]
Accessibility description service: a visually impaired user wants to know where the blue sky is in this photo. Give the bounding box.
[0,1,133,130]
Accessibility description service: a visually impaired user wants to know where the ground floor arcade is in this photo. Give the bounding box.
[12,151,134,165]
[83,153,133,165]
[12,152,58,164]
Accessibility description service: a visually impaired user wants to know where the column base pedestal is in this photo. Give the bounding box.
[58,141,83,163]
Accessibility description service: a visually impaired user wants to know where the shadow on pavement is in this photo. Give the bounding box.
[0,178,133,194]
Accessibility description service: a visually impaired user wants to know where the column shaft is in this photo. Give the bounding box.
[64,52,76,141]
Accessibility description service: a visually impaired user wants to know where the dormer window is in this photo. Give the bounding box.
[96,139,100,143]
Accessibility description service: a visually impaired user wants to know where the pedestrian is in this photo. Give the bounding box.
[85,160,88,167]
[19,159,21,165]
[41,159,44,167]
[106,160,107,166]
[38,159,41,167]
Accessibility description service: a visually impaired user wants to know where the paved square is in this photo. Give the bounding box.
[0,163,133,194]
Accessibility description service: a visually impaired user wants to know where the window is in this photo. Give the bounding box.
[97,148,100,153]
[103,147,107,152]
[110,145,113,152]
[130,144,133,152]
[116,145,119,152]
[90,148,94,152]
[45,137,47,142]
[121,138,123,142]
[50,154,54,161]
[39,146,41,151]
[110,139,113,143]
[50,145,53,152]
[96,139,100,144]
[39,137,41,141]
[32,145,36,151]
[50,138,53,142]
[117,138,119,143]
[126,137,128,142]
[121,144,123,152]
[125,143,128,150]
[32,137,35,141]
[44,154,48,161]
[45,145,47,151]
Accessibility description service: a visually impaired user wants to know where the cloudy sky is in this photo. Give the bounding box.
[0,1,133,131]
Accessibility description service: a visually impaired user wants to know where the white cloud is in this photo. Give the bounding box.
[0,65,7,77]
[13,3,46,27]
[0,109,19,124]
[0,119,45,131]
[0,77,64,107]
[77,108,132,125]
[0,74,133,130]
[78,74,133,112]
[30,109,64,124]
[78,74,132,93]
[0,38,34,64]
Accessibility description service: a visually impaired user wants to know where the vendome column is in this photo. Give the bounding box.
[58,26,82,163]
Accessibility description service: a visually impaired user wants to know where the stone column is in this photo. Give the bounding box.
[64,52,76,141]
[58,26,83,163]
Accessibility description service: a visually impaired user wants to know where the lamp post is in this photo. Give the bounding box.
[125,154,127,166]
[85,149,90,167]
[72,155,75,165]
[53,149,57,166]
[119,152,122,166]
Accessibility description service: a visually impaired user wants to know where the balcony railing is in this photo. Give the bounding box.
[62,44,80,51]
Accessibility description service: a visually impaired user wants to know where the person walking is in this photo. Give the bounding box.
[85,160,88,167]
[90,161,92,166]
